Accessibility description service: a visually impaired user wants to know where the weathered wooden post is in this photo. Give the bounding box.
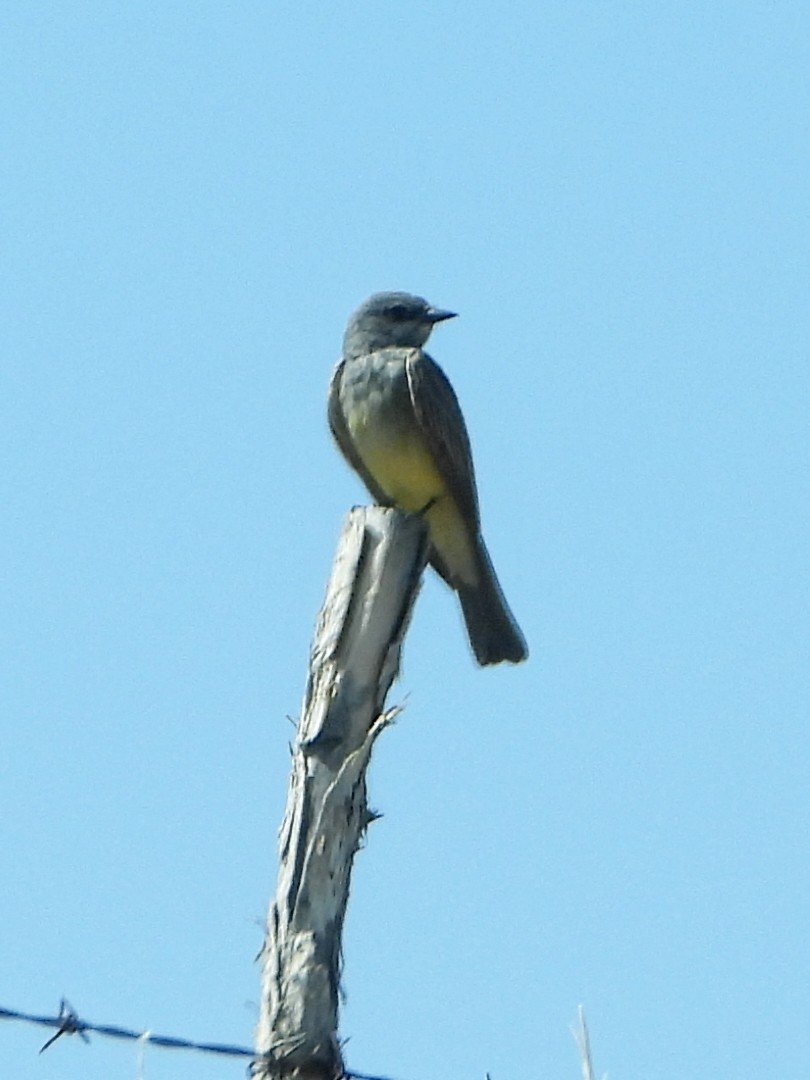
[254,507,428,1079]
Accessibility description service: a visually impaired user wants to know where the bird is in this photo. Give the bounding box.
[328,291,528,666]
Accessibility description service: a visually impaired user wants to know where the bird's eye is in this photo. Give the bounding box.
[387,304,410,321]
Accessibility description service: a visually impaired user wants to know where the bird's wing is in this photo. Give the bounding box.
[405,350,481,531]
[327,358,393,506]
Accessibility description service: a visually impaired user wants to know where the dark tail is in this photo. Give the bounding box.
[457,540,528,666]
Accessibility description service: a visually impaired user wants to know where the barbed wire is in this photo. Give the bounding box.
[1,998,256,1059]
[1,998,394,1080]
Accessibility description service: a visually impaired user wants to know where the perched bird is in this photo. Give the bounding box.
[328,291,527,666]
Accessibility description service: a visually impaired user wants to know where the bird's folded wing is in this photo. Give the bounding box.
[405,350,481,532]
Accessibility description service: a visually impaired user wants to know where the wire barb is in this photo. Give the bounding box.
[38,999,89,1053]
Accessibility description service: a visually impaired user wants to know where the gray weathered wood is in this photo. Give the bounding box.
[254,507,428,1080]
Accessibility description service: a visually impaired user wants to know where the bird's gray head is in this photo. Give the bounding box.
[342,291,457,359]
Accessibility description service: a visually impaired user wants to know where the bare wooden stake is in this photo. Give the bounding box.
[572,1005,602,1080]
[254,507,428,1080]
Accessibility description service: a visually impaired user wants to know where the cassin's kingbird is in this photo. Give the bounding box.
[328,291,528,666]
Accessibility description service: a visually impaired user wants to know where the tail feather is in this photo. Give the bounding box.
[457,543,528,666]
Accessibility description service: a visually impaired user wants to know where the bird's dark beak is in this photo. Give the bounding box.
[426,307,457,323]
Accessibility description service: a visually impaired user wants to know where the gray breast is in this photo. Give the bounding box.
[339,349,414,430]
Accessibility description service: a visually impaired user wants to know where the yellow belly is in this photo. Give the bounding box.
[356,428,444,511]
[352,425,478,586]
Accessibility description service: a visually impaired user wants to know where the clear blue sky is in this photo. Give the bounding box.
[2,5,808,1079]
